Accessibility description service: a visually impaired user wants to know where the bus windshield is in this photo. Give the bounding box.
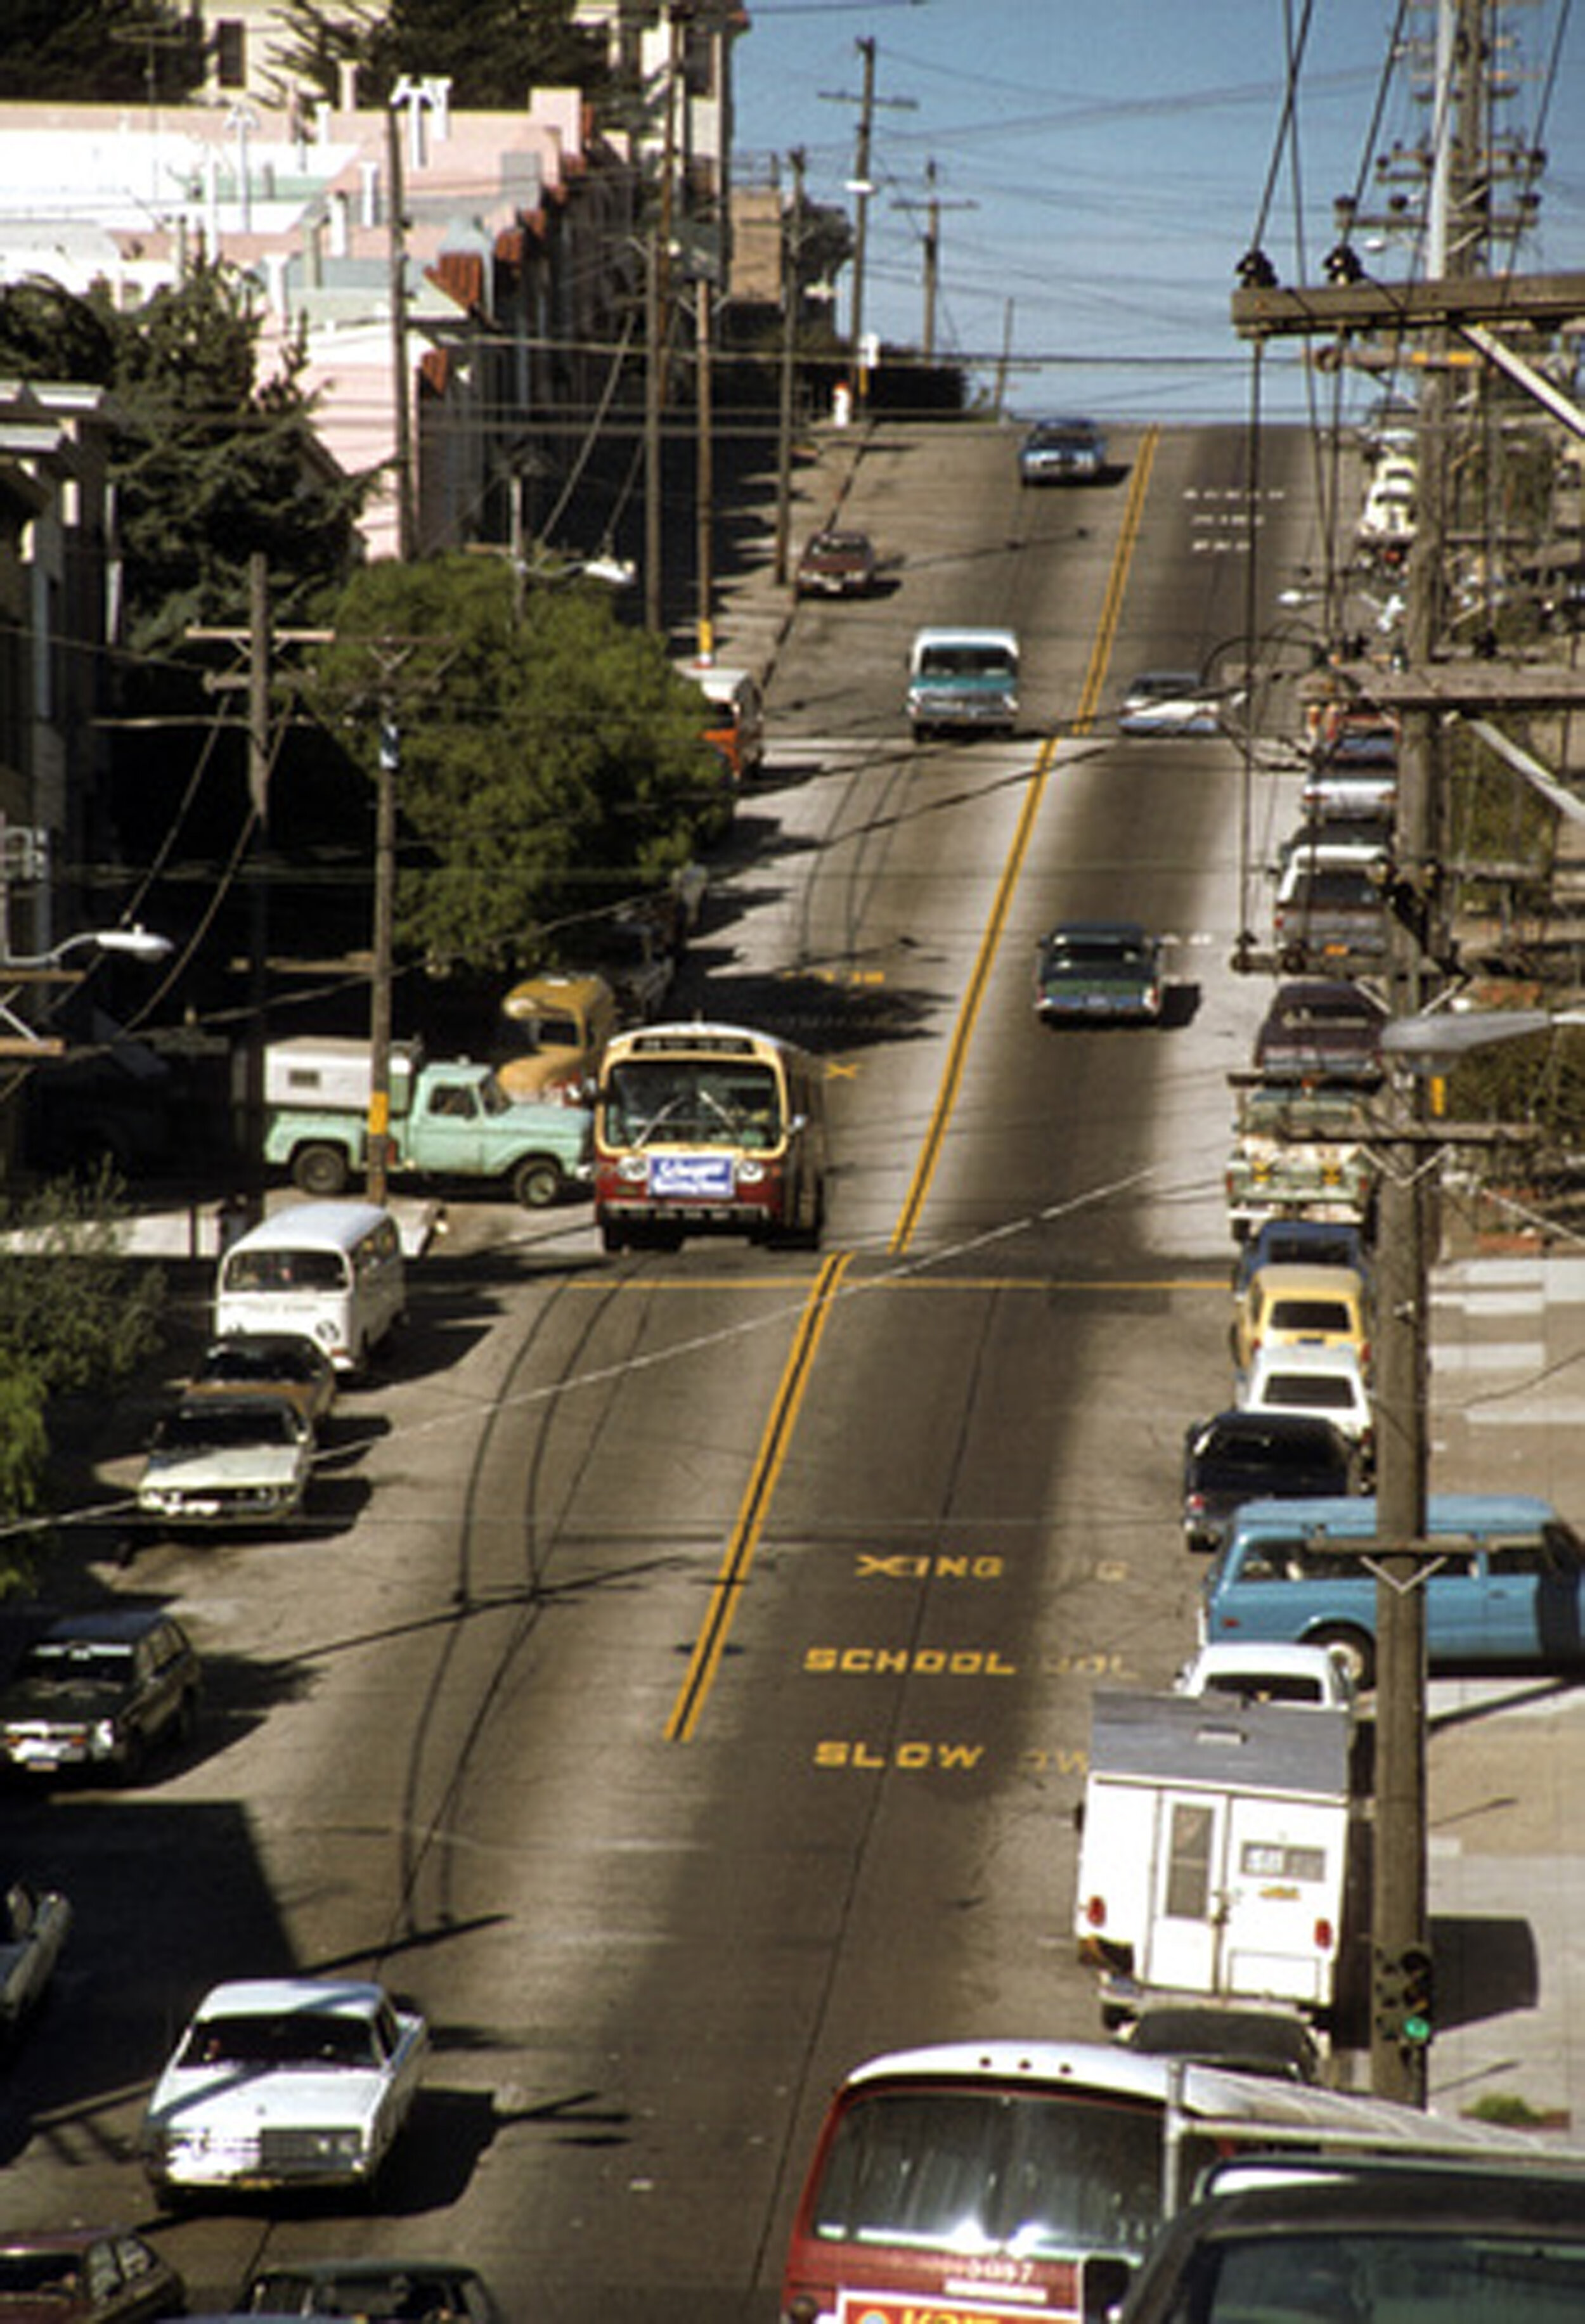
[809,2086,1205,2263]
[603,1059,782,1151]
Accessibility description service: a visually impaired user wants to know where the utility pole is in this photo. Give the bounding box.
[849,36,875,408]
[368,716,398,1206]
[891,159,975,365]
[385,98,418,559]
[821,41,914,411]
[644,5,682,633]
[1227,0,1585,2105]
[773,148,806,589]
[243,550,271,1227]
[694,275,714,663]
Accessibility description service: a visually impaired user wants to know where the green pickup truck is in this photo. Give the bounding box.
[1225,1083,1379,1242]
[261,1038,591,1210]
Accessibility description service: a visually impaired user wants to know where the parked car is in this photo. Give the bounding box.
[796,528,878,597]
[1118,2000,1321,2084]
[1272,860,1388,971]
[0,1608,201,1781]
[1253,978,1386,1083]
[0,2230,184,2324]
[187,1333,337,1428]
[142,1975,428,2199]
[1116,2156,1585,2323]
[1302,726,1398,823]
[1116,670,1221,736]
[1238,1341,1374,1462]
[1173,1640,1357,1716]
[241,2263,501,2324]
[1232,1260,1371,1378]
[1226,1084,1379,1241]
[1018,415,1106,484]
[136,1393,314,1530]
[1232,1217,1371,1297]
[1199,1491,1584,1687]
[0,1876,72,2034]
[1181,1411,1362,1553]
[1035,921,1164,1024]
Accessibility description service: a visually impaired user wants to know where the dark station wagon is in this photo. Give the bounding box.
[0,1608,200,1782]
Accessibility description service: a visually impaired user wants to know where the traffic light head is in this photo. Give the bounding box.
[1400,1944,1434,2046]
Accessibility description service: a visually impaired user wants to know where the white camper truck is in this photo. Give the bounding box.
[1073,1688,1355,2029]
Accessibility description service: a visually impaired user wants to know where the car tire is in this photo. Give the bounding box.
[1310,1623,1375,1691]
[512,1155,564,1210]
[294,1141,351,1198]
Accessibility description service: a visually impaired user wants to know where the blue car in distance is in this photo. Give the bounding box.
[1200,1493,1585,1688]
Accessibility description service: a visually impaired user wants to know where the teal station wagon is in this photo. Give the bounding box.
[1200,1493,1585,1688]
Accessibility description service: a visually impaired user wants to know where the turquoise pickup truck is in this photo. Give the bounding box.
[262,1038,591,1210]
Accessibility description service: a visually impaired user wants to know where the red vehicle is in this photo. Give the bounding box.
[780,2039,1540,2324]
[593,1022,826,1253]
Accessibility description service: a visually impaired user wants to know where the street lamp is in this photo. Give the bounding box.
[0,926,174,1055]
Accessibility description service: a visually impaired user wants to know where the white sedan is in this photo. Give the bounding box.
[142,1976,427,2198]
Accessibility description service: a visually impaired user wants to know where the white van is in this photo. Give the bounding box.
[214,1201,405,1373]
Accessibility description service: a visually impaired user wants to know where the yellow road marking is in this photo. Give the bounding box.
[565,1273,1220,1294]
[886,425,1161,1258]
[664,1248,853,1741]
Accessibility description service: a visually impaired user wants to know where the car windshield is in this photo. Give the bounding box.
[181,2009,378,2069]
[921,646,1016,677]
[157,1406,299,1452]
[18,1641,134,1686]
[1262,1374,1358,1412]
[224,1248,347,1293]
[0,2256,94,2301]
[1175,2228,1585,2318]
[249,2273,468,2320]
[204,1343,318,1385]
[1047,938,1151,971]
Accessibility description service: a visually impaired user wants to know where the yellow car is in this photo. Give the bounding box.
[1232,1260,1370,1379]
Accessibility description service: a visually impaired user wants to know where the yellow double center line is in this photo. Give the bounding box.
[890,425,1160,1256]
[665,1249,852,1741]
[666,429,1160,1737]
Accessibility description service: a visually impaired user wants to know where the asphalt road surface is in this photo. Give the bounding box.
[0,420,1333,2323]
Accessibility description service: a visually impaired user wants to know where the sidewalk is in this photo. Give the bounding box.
[1425,1235,1585,2138]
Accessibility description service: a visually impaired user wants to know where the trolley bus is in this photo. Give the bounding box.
[593,1021,826,1253]
[780,2039,1551,2324]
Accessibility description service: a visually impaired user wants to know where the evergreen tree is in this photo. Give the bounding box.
[269,0,605,111]
[0,0,204,103]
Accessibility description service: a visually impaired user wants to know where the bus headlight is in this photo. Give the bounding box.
[617,1155,648,1184]
[737,1160,765,1185]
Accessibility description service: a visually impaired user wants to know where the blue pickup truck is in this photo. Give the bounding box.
[1200,1493,1585,1688]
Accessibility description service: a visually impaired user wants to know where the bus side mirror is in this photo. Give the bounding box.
[788,1113,807,1136]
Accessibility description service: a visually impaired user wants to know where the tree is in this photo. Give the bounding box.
[303,555,729,971]
[267,0,606,111]
[0,0,205,102]
[0,263,370,652]
[0,1168,165,1566]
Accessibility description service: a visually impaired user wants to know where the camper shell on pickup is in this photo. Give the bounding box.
[259,1037,591,1210]
[1075,1687,1355,2030]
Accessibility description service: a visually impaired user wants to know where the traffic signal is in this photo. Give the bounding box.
[1374,1942,1435,2050]
[1400,1944,1435,2047]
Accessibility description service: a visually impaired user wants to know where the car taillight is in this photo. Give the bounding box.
[1315,1916,1334,1951]
[1085,1895,1107,1928]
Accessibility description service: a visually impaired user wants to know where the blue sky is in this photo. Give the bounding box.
[732,0,1585,422]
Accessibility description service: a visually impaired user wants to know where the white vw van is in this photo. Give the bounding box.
[214,1202,405,1372]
